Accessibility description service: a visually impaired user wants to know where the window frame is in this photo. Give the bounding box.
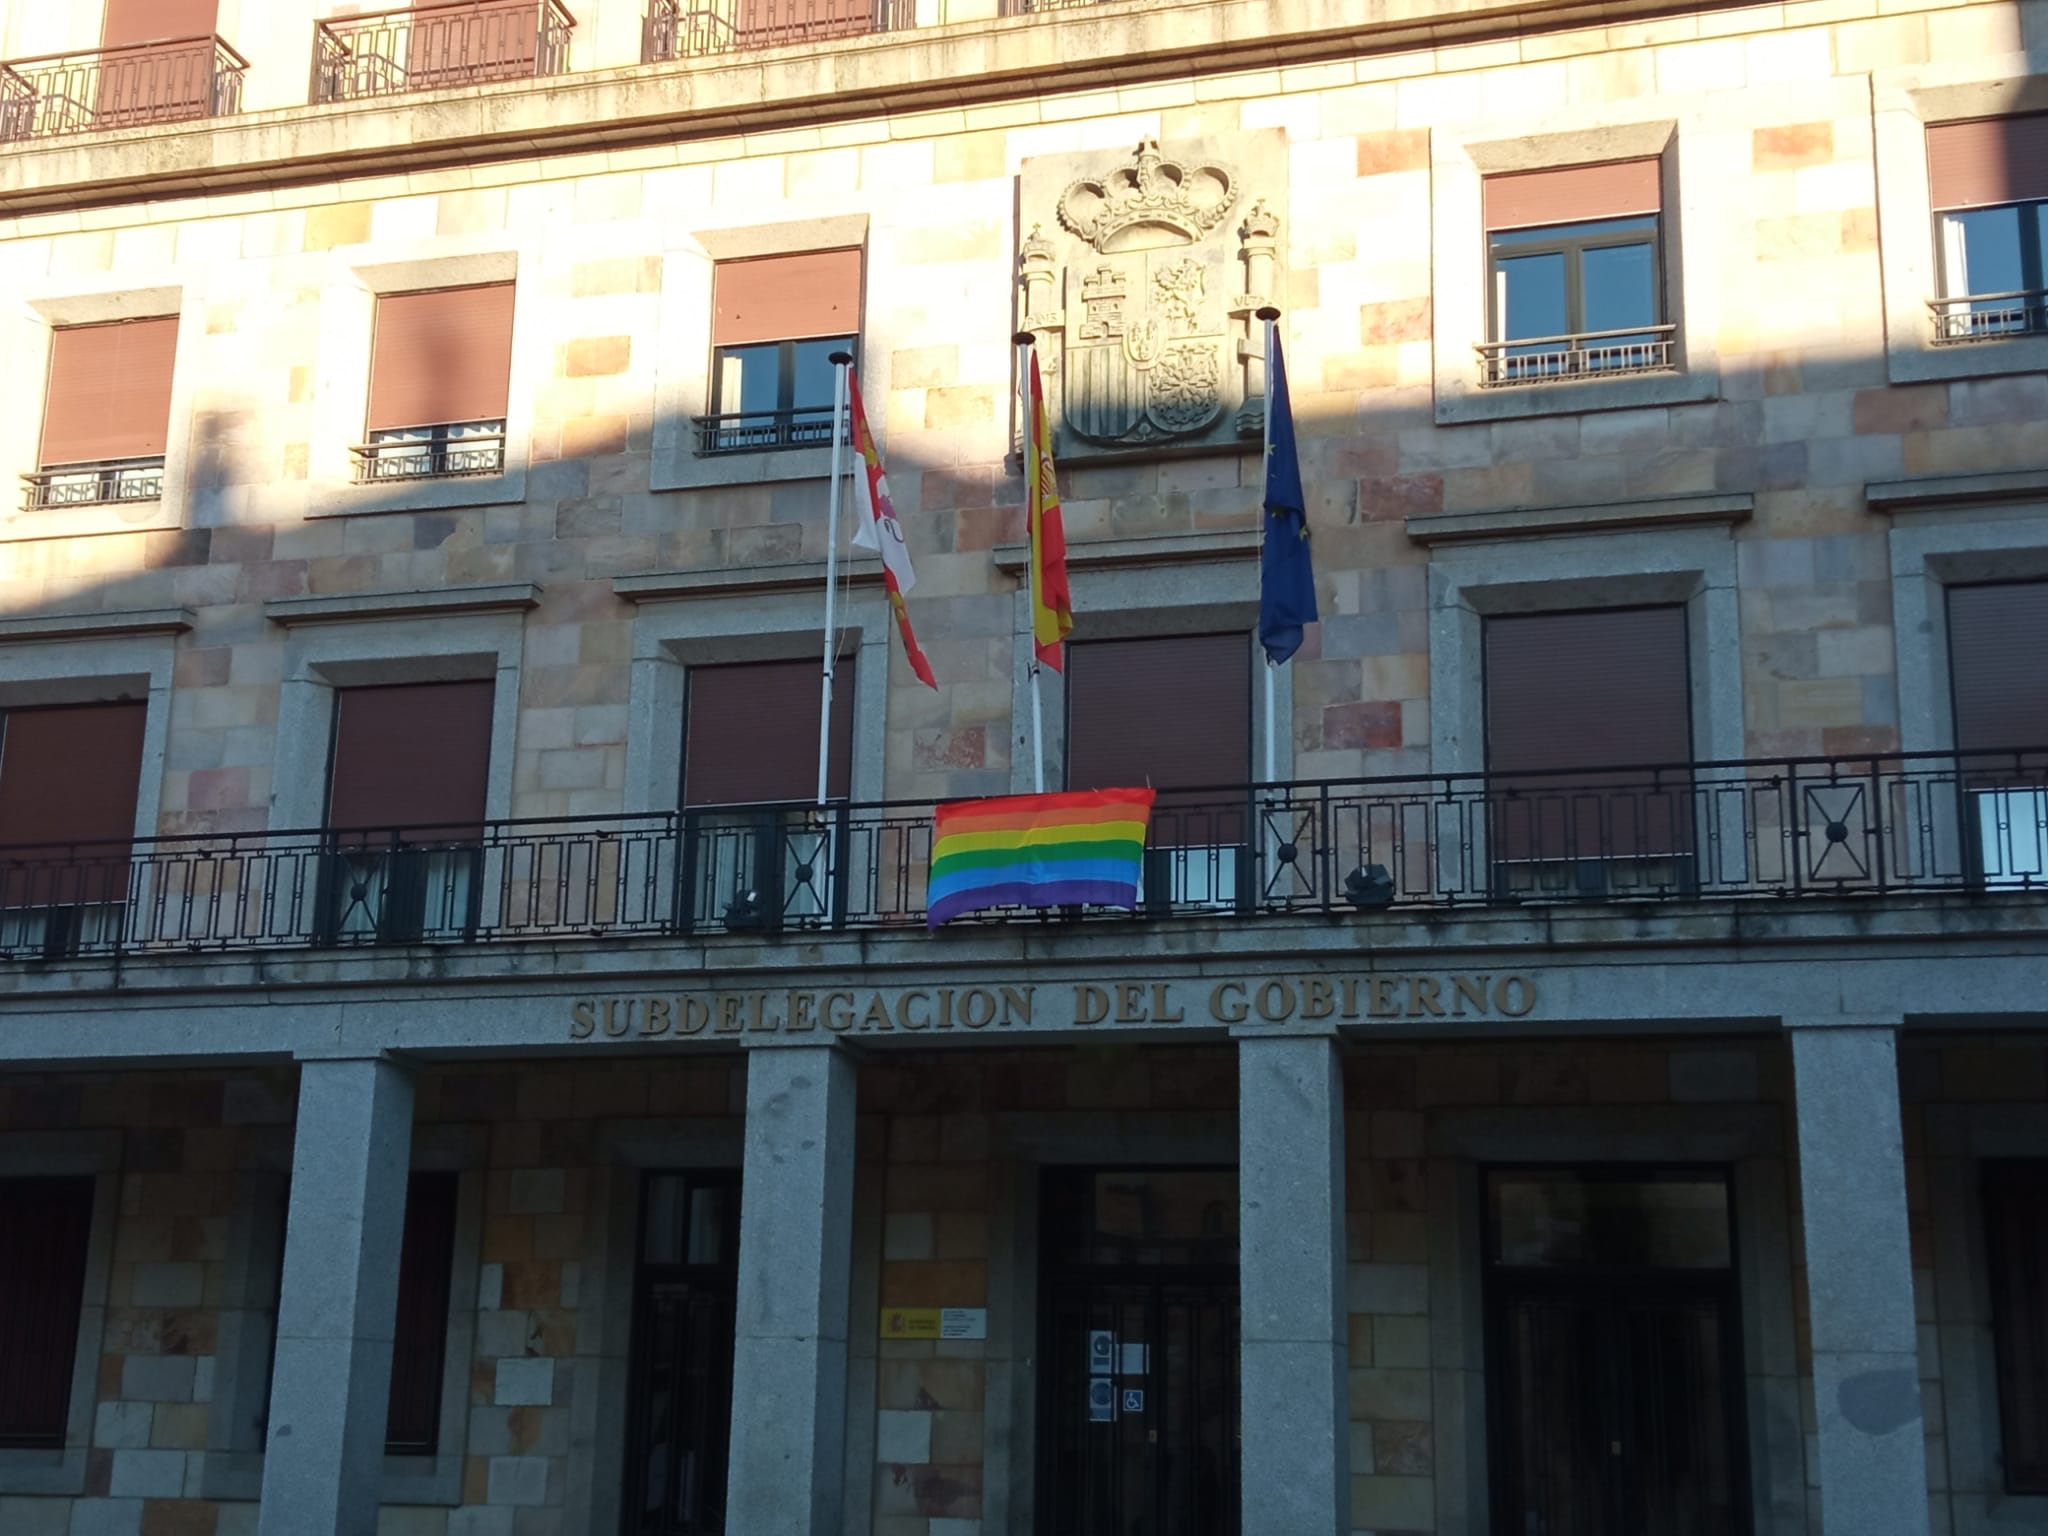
[1931,198,2048,343]
[1484,214,1669,382]
[703,334,858,456]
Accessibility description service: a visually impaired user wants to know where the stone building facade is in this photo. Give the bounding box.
[0,1,2044,1534]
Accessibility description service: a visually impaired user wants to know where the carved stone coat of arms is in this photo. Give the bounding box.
[1017,131,1289,456]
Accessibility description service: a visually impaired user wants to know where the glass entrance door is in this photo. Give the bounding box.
[622,1172,740,1536]
[1485,1168,1751,1536]
[1035,1168,1240,1536]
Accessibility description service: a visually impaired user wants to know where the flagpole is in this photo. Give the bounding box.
[818,350,853,807]
[1257,305,1281,786]
[1015,329,1046,795]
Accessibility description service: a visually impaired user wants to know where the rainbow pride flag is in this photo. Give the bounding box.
[928,788,1156,928]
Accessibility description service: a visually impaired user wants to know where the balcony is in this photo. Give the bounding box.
[1929,290,2048,345]
[693,406,839,455]
[313,0,574,104]
[0,36,247,143]
[20,457,165,511]
[350,424,507,483]
[1476,325,1677,387]
[639,0,1103,59]
[3,750,2042,962]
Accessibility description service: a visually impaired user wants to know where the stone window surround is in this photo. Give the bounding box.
[1429,114,1723,425]
[0,625,179,840]
[1871,61,2048,387]
[981,1108,1239,1535]
[197,1126,486,1506]
[308,235,543,517]
[268,603,526,832]
[0,275,201,543]
[1425,521,1746,776]
[650,215,880,493]
[1924,1100,2048,1533]
[618,565,892,814]
[1889,497,2048,756]
[563,1115,746,1536]
[1423,1102,1806,1536]
[993,533,1286,793]
[0,1129,122,1497]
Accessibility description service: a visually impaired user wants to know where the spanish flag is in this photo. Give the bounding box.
[1024,351,1073,671]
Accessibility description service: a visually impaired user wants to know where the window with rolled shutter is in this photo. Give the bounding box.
[0,702,149,909]
[1484,607,1693,868]
[1066,633,1251,850]
[0,1176,96,1448]
[1925,118,2048,339]
[706,252,861,453]
[366,285,516,435]
[40,318,180,470]
[682,659,852,807]
[327,682,495,841]
[385,1170,460,1456]
[1985,1161,2048,1493]
[1947,581,2048,752]
[98,0,221,126]
[406,1,544,89]
[1482,159,1663,232]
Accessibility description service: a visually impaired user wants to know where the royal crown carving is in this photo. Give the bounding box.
[1056,139,1240,255]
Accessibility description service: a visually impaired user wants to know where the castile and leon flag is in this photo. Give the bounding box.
[847,371,937,689]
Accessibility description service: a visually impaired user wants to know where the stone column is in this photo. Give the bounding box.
[1789,1023,1929,1536]
[258,1055,416,1536]
[1238,1034,1350,1535]
[725,1044,858,1534]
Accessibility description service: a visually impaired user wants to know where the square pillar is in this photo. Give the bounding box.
[1238,1034,1350,1535]
[258,1055,416,1536]
[726,1043,858,1534]
[1789,1024,1929,1536]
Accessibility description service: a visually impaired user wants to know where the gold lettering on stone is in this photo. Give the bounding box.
[1408,977,1444,1018]
[824,992,856,1032]
[603,999,630,1037]
[860,994,894,1032]
[716,995,744,1034]
[1453,976,1489,1017]
[570,1000,596,1038]
[897,991,932,1030]
[642,998,672,1036]
[1302,978,1336,1019]
[1074,985,1110,1025]
[1000,987,1034,1027]
[1368,976,1400,1017]
[1209,981,1248,1023]
[1115,983,1147,1023]
[960,989,998,1029]
[1255,981,1295,1023]
[1495,975,1537,1017]
[680,995,709,1035]
[788,991,817,1033]
[1151,983,1185,1023]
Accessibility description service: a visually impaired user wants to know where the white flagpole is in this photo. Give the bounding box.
[1257,305,1280,785]
[1016,330,1046,795]
[817,351,853,807]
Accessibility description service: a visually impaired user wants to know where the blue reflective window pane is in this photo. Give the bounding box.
[1942,206,2025,298]
[1499,252,1567,342]
[717,344,780,415]
[790,338,849,410]
[1581,242,1657,334]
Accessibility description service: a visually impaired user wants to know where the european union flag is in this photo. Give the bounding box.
[1259,331,1317,666]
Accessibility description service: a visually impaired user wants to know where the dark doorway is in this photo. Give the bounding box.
[1036,1167,1240,1536]
[622,1171,741,1536]
[1485,1167,1751,1536]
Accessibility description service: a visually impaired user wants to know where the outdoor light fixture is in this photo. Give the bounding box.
[1344,864,1396,910]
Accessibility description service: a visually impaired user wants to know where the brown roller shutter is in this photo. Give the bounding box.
[40,318,180,468]
[1067,634,1251,849]
[0,1177,96,1449]
[1927,117,2048,211]
[0,702,148,908]
[327,681,494,841]
[1948,582,2048,752]
[712,251,863,347]
[406,1,543,89]
[366,285,516,434]
[683,659,852,806]
[385,1170,459,1456]
[102,0,218,45]
[1484,159,1663,231]
[1985,1162,2048,1493]
[1485,608,1692,863]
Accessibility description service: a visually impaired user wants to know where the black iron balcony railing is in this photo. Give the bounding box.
[351,425,507,483]
[20,457,166,511]
[1929,290,2048,344]
[1476,324,1678,387]
[314,0,574,103]
[642,0,924,59]
[694,407,840,455]
[0,36,247,143]
[1,750,2042,963]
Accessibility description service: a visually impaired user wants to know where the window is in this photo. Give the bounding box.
[0,1177,96,1448]
[314,1,570,103]
[30,318,178,511]
[679,658,851,930]
[1483,607,1693,897]
[0,702,148,957]
[386,1171,460,1456]
[1945,581,2048,886]
[359,285,515,483]
[1984,1161,2048,1493]
[1066,633,1251,909]
[1928,116,2048,343]
[1481,160,1670,386]
[95,0,227,128]
[703,250,860,454]
[322,680,494,942]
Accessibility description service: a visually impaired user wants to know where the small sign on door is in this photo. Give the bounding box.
[1120,1342,1148,1375]
[1122,1388,1145,1413]
[1088,1378,1116,1422]
[1088,1330,1115,1373]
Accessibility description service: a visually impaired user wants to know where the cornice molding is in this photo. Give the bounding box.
[614,559,880,601]
[1866,469,2048,513]
[0,607,193,643]
[264,584,540,626]
[990,527,1258,574]
[1406,492,1754,545]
